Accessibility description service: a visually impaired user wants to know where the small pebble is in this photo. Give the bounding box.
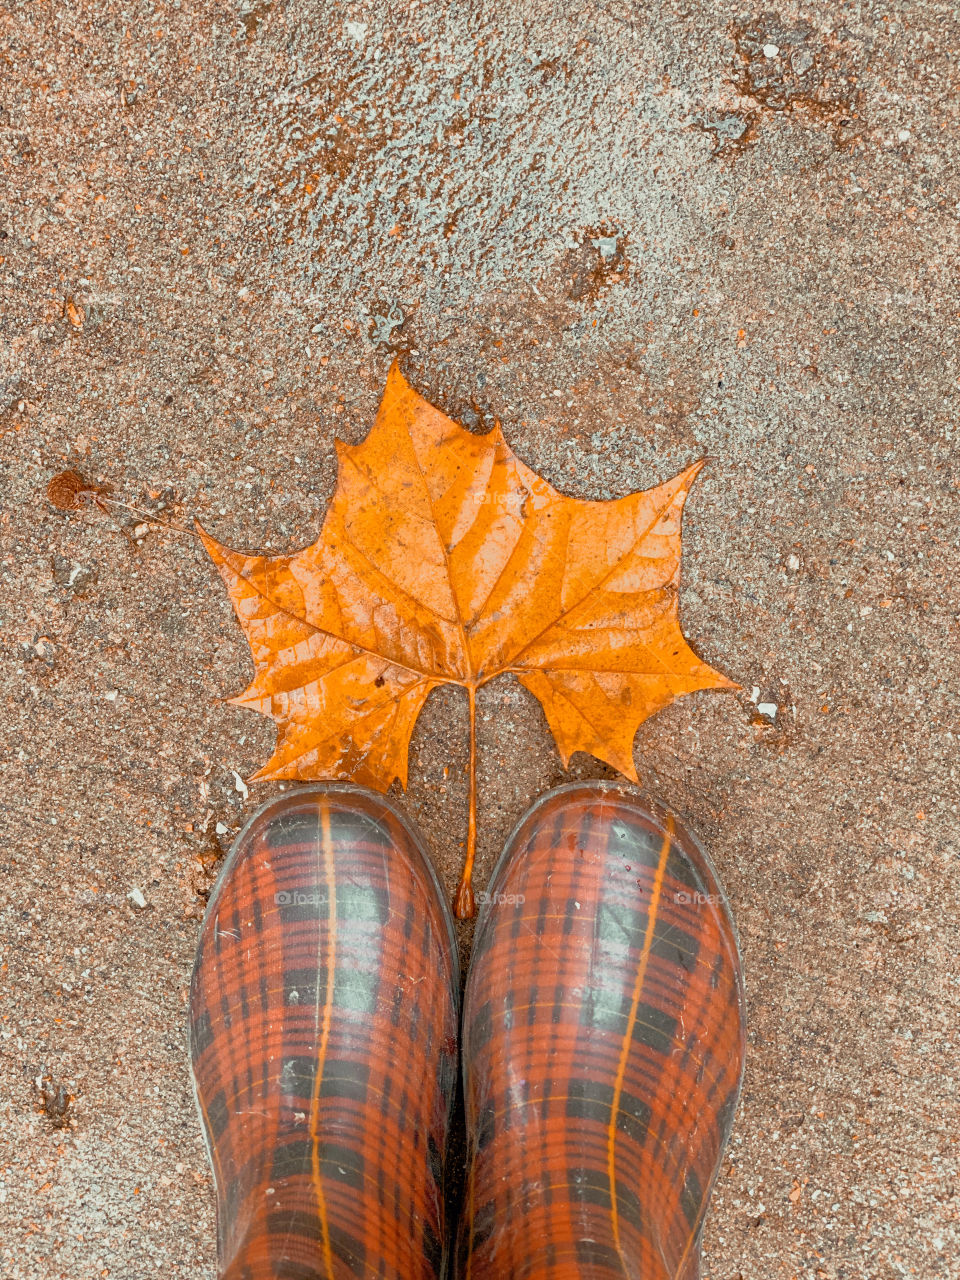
[757,702,778,719]
[128,887,147,909]
[763,43,780,58]
[898,129,911,142]
[787,554,801,571]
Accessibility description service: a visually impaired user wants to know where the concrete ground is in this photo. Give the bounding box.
[2,1,958,1276]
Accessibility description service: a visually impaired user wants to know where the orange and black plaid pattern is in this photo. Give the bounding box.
[457,782,745,1280]
[189,785,459,1280]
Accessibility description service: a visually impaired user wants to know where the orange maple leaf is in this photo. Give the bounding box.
[200,363,736,916]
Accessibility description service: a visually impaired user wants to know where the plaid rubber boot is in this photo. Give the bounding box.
[457,782,745,1280]
[189,785,459,1280]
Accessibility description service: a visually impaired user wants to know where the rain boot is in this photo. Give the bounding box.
[189,785,460,1280]
[457,781,745,1280]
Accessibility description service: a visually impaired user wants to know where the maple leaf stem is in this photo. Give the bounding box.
[453,682,478,920]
